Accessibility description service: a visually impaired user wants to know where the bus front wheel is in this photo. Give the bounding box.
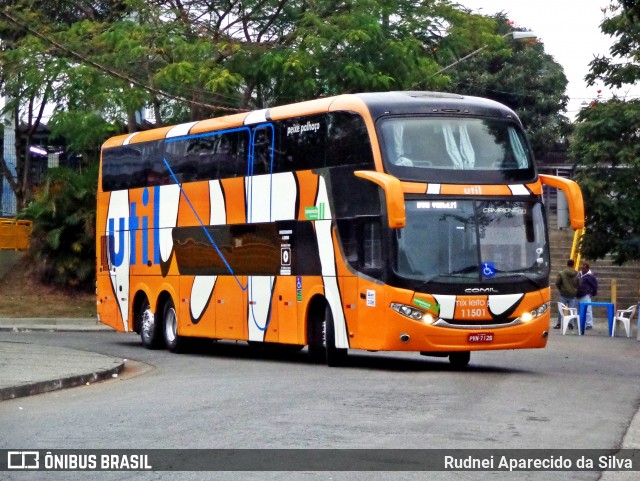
[308,303,347,367]
[449,351,470,368]
[140,298,163,349]
[324,306,348,367]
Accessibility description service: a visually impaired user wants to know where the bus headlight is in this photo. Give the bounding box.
[531,302,550,318]
[390,302,435,324]
[521,302,550,322]
[391,303,425,321]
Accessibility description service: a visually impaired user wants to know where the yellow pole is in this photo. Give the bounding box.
[611,278,617,308]
[570,228,585,269]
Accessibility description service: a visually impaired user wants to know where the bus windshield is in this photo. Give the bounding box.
[379,117,535,183]
[394,199,549,285]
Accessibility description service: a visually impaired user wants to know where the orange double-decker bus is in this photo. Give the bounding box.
[96,91,584,367]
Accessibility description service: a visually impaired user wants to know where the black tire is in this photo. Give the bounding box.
[308,305,347,367]
[140,298,163,349]
[324,306,348,367]
[307,309,325,363]
[449,351,471,369]
[163,298,184,353]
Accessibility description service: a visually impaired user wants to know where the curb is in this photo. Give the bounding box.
[0,317,100,324]
[0,359,125,402]
[0,318,114,333]
[0,325,114,332]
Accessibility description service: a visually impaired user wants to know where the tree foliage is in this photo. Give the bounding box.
[570,0,640,263]
[586,0,640,89]
[0,0,501,208]
[445,14,570,159]
[571,100,640,264]
[0,0,574,287]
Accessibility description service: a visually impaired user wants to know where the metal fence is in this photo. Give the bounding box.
[0,217,31,250]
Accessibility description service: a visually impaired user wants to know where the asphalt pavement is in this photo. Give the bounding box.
[0,317,123,401]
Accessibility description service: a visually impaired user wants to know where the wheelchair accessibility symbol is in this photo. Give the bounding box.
[482,262,496,278]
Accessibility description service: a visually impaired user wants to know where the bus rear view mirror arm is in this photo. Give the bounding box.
[354,171,406,229]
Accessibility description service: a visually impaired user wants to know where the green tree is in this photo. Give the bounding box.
[0,19,62,210]
[570,0,640,263]
[587,0,640,89]
[0,0,123,210]
[1,0,499,209]
[443,14,570,159]
[228,0,497,105]
[0,0,533,290]
[571,100,640,264]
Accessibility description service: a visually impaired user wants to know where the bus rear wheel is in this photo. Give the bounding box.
[140,299,163,349]
[449,351,470,368]
[163,299,185,353]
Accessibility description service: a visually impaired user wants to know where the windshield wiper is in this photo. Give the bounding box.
[493,270,543,289]
[449,265,478,275]
[514,272,543,289]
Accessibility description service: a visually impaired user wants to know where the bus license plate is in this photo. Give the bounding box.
[468,332,494,343]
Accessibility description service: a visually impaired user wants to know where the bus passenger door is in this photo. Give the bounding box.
[356,278,386,348]
[357,220,386,347]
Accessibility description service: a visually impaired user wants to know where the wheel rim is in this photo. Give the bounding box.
[141,306,154,343]
[164,307,177,344]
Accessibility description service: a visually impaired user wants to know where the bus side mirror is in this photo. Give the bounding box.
[354,171,406,229]
[539,174,585,230]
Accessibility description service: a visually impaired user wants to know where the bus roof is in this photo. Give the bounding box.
[353,91,520,122]
[102,91,521,148]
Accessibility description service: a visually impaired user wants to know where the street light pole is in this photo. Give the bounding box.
[432,31,537,77]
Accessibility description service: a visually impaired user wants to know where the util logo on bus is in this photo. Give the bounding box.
[108,186,162,268]
[464,185,482,195]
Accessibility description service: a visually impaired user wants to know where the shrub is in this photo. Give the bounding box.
[20,164,98,291]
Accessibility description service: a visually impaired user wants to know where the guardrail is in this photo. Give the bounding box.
[0,218,32,250]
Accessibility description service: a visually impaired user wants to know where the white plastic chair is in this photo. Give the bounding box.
[558,302,580,335]
[612,305,637,337]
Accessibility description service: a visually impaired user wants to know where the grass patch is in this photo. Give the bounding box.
[0,253,95,318]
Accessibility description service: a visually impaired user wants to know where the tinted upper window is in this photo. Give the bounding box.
[271,112,375,173]
[379,117,536,183]
[326,112,374,168]
[102,128,250,191]
[101,112,375,192]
